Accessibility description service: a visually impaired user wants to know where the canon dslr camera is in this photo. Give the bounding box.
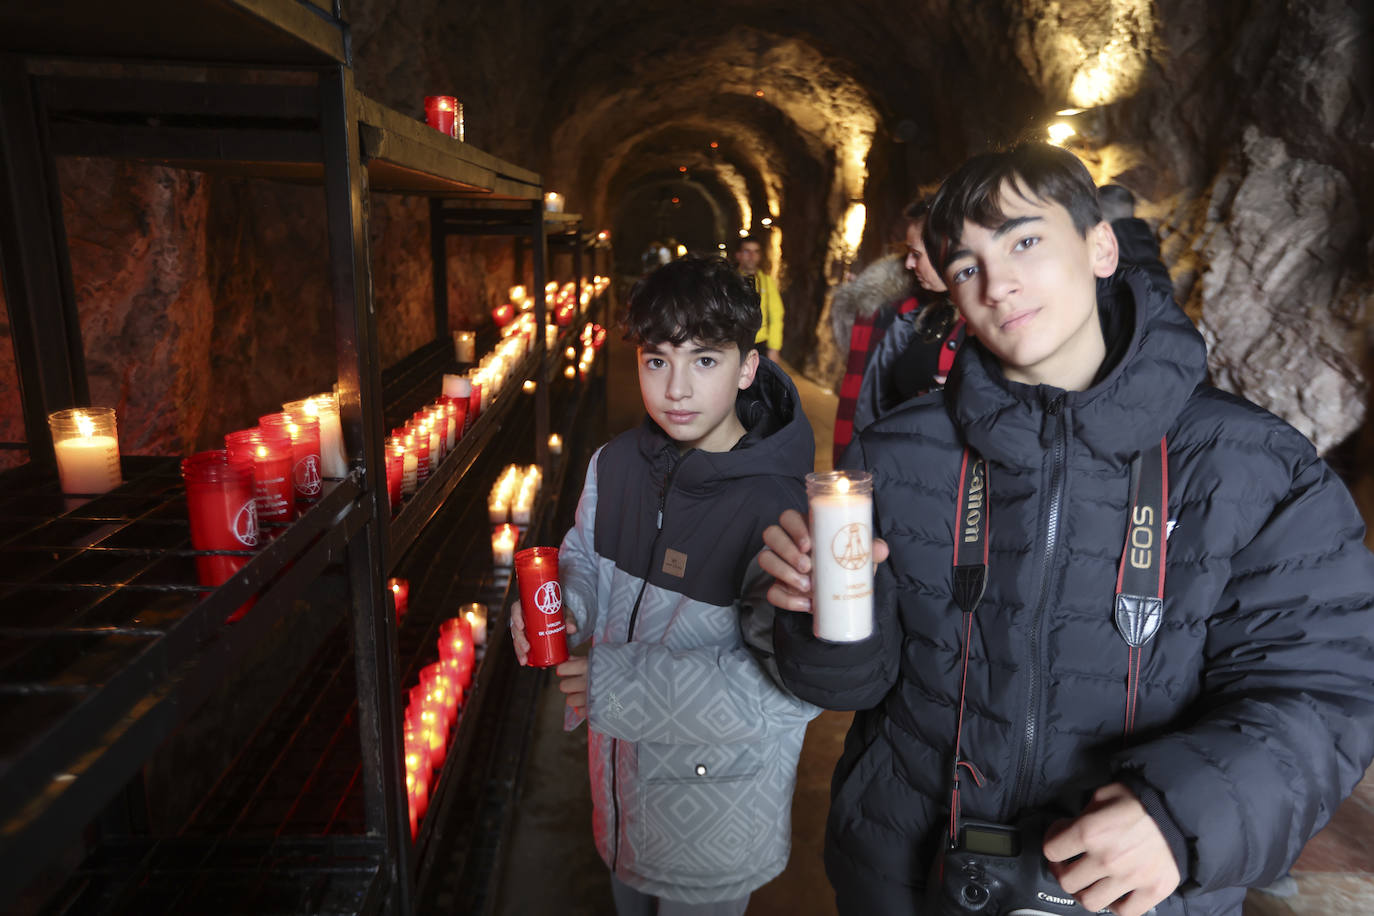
[926,816,1117,916]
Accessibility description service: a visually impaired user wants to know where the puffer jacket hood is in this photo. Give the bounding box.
[636,357,815,489]
[948,266,1208,467]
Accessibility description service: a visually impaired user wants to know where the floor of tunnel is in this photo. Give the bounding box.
[489,327,1374,915]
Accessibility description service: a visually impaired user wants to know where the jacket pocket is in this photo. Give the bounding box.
[631,744,766,880]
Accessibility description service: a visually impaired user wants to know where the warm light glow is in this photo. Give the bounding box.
[565,346,576,359]
[837,476,851,495]
[678,165,687,173]
[76,411,94,438]
[1047,121,1077,145]
[596,230,609,241]
[842,203,866,256]
[738,229,749,238]
[709,141,719,149]
[717,243,726,250]
[510,285,526,301]
[675,244,687,257]
[564,365,576,379]
[1057,107,1084,116]
[760,217,773,227]
[522,380,536,394]
[754,89,765,97]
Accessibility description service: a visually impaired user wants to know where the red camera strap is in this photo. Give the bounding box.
[945,439,1168,840]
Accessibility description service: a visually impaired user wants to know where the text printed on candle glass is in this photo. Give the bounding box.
[830,581,874,603]
[831,523,871,570]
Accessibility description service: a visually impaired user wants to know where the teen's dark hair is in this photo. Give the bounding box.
[623,256,761,355]
[925,142,1103,272]
[1096,183,1136,222]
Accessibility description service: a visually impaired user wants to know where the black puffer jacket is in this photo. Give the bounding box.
[776,268,1374,915]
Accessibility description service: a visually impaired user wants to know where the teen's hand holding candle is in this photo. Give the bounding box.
[509,598,581,708]
[759,507,890,615]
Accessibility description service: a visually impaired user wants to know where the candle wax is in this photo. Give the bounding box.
[809,492,875,642]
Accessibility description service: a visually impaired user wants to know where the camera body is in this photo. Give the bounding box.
[926,816,1107,916]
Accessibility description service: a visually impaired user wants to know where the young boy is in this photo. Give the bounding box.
[760,143,1374,916]
[512,255,820,915]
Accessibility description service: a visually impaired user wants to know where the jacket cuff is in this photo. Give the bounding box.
[1117,773,1192,884]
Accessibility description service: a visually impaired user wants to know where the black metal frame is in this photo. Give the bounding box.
[0,2,604,912]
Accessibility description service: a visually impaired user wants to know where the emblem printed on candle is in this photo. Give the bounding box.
[294,454,322,496]
[233,499,260,547]
[807,471,875,643]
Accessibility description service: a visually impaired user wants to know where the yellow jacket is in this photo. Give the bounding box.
[750,272,784,352]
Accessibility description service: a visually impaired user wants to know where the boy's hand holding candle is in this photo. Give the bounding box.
[760,507,890,614]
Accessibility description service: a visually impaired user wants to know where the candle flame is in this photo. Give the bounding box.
[256,445,268,459]
[76,411,95,438]
[836,476,851,495]
[304,398,320,417]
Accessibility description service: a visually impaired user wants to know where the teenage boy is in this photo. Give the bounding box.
[759,143,1374,916]
[512,256,820,915]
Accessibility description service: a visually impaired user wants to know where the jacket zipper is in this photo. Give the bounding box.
[1010,396,1066,815]
[611,448,686,871]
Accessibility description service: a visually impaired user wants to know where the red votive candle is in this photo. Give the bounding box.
[227,425,295,531]
[182,450,258,622]
[388,577,409,622]
[261,412,321,512]
[404,428,431,485]
[424,95,458,138]
[514,546,569,667]
[439,616,475,688]
[467,380,483,426]
[384,437,405,511]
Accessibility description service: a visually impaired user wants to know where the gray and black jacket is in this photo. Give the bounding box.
[777,268,1374,915]
[559,359,822,903]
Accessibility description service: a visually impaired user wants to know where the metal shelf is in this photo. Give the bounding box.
[0,0,349,67]
[0,457,369,895]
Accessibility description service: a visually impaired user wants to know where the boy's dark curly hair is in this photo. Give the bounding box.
[622,256,761,355]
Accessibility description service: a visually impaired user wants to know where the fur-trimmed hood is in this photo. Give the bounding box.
[829,254,913,351]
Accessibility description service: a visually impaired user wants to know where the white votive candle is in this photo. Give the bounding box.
[807,471,875,642]
[48,408,122,507]
[548,434,563,456]
[443,372,470,399]
[453,331,476,364]
[463,602,489,647]
[492,524,517,567]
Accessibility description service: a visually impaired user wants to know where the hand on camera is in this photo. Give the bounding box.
[760,508,888,613]
[1043,782,1180,916]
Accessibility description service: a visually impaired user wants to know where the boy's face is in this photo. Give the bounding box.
[638,339,759,453]
[941,180,1119,391]
[735,242,762,275]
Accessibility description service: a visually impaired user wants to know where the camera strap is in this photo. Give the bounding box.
[945,438,1169,840]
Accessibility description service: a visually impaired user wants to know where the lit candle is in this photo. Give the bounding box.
[48,408,122,507]
[462,602,489,647]
[564,365,576,380]
[388,577,409,621]
[453,330,477,364]
[400,433,419,496]
[546,324,558,349]
[424,95,458,138]
[522,379,536,394]
[511,492,533,527]
[286,394,348,479]
[509,285,527,303]
[806,471,875,642]
[544,191,562,213]
[488,492,509,525]
[492,523,517,567]
[548,434,563,456]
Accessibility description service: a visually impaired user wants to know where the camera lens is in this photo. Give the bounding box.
[960,883,990,908]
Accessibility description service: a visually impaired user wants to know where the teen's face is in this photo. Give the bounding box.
[736,242,762,274]
[942,181,1118,391]
[638,339,759,452]
[905,219,946,292]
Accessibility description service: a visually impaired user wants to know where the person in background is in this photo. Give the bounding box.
[831,198,965,466]
[1098,183,1172,294]
[734,235,784,363]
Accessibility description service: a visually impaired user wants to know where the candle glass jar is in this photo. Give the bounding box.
[806,471,875,642]
[284,394,348,479]
[423,95,458,138]
[384,437,406,511]
[48,407,122,509]
[263,412,321,511]
[514,546,569,667]
[462,602,489,647]
[227,426,295,533]
[452,331,477,364]
[182,450,258,622]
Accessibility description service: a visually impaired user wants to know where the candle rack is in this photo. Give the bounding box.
[0,2,615,912]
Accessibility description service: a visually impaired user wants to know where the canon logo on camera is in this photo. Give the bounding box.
[1037,890,1078,907]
